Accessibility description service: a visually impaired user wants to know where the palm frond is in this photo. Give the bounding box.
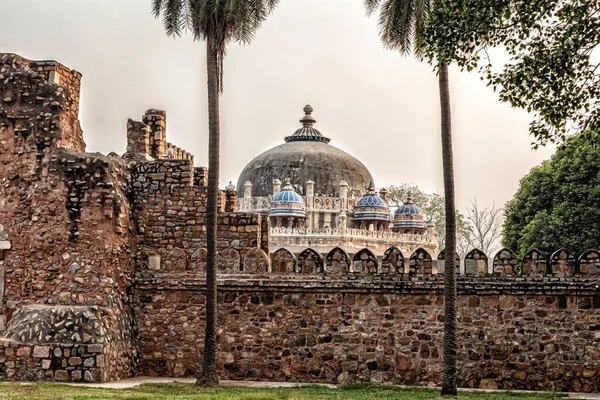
[366,0,432,57]
[152,0,279,92]
[364,0,383,17]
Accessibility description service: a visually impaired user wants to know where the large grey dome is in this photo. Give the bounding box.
[237,105,374,197]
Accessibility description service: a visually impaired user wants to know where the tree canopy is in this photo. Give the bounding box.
[503,131,600,257]
[424,0,600,146]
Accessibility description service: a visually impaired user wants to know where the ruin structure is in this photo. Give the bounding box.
[1,54,600,393]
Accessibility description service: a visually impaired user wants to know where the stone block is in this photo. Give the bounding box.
[33,345,50,358]
[479,379,499,389]
[69,357,82,366]
[16,347,31,357]
[148,255,161,271]
[55,370,69,381]
[83,357,95,368]
[72,370,83,381]
[87,344,103,353]
[41,359,51,369]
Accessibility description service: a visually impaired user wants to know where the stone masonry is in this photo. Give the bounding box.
[1,53,600,393]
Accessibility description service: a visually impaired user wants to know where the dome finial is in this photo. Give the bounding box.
[366,181,376,195]
[300,104,316,128]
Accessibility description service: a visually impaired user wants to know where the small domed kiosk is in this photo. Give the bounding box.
[353,183,391,231]
[392,194,426,235]
[269,179,306,229]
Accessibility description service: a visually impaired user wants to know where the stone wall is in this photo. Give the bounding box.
[133,274,600,392]
[131,159,268,273]
[0,53,136,382]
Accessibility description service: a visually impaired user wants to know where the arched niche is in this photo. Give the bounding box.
[464,248,488,275]
[492,248,518,275]
[189,248,207,272]
[218,248,241,273]
[549,248,576,276]
[244,248,271,273]
[381,247,404,274]
[409,248,433,276]
[352,248,378,274]
[271,248,296,273]
[163,248,188,272]
[522,248,547,276]
[297,248,323,275]
[325,247,350,275]
[437,249,460,275]
[577,249,600,275]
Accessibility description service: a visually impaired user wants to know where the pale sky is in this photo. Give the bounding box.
[0,0,555,211]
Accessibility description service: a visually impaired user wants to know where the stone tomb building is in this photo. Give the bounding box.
[2,54,600,392]
[237,105,438,265]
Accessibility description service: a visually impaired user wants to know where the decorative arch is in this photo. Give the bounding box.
[381,247,404,274]
[408,248,433,276]
[465,248,488,275]
[522,248,547,276]
[549,248,575,276]
[352,248,378,274]
[297,248,323,275]
[188,248,207,272]
[164,248,188,272]
[244,248,271,273]
[218,248,241,273]
[437,249,460,275]
[577,249,600,275]
[325,247,351,275]
[271,248,296,273]
[492,248,518,275]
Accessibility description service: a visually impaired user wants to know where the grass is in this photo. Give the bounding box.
[0,382,568,400]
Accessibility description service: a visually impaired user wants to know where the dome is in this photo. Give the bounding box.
[269,180,306,217]
[353,183,390,222]
[393,195,425,229]
[237,105,374,197]
[394,202,421,216]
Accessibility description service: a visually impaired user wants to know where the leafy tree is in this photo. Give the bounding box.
[503,132,600,257]
[152,0,278,387]
[365,0,458,393]
[424,0,600,146]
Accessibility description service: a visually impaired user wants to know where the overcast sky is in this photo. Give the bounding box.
[0,0,555,211]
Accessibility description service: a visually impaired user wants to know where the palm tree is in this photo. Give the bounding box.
[364,0,457,395]
[152,0,279,387]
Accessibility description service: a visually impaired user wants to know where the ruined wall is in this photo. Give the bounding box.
[132,159,268,272]
[0,53,137,382]
[133,275,600,393]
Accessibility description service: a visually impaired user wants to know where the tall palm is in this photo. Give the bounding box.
[364,0,457,395]
[152,0,279,387]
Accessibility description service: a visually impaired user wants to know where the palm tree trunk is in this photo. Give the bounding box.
[439,62,457,396]
[196,39,220,388]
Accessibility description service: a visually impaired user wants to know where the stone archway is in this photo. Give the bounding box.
[325,247,350,275]
[297,248,323,274]
[352,248,378,274]
[381,247,404,274]
[271,248,296,273]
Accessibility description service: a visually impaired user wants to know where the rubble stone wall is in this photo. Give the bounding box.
[132,160,267,272]
[0,53,137,382]
[133,275,600,393]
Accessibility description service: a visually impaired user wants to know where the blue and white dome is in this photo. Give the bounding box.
[394,201,421,216]
[353,183,390,221]
[393,195,425,229]
[269,180,306,217]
